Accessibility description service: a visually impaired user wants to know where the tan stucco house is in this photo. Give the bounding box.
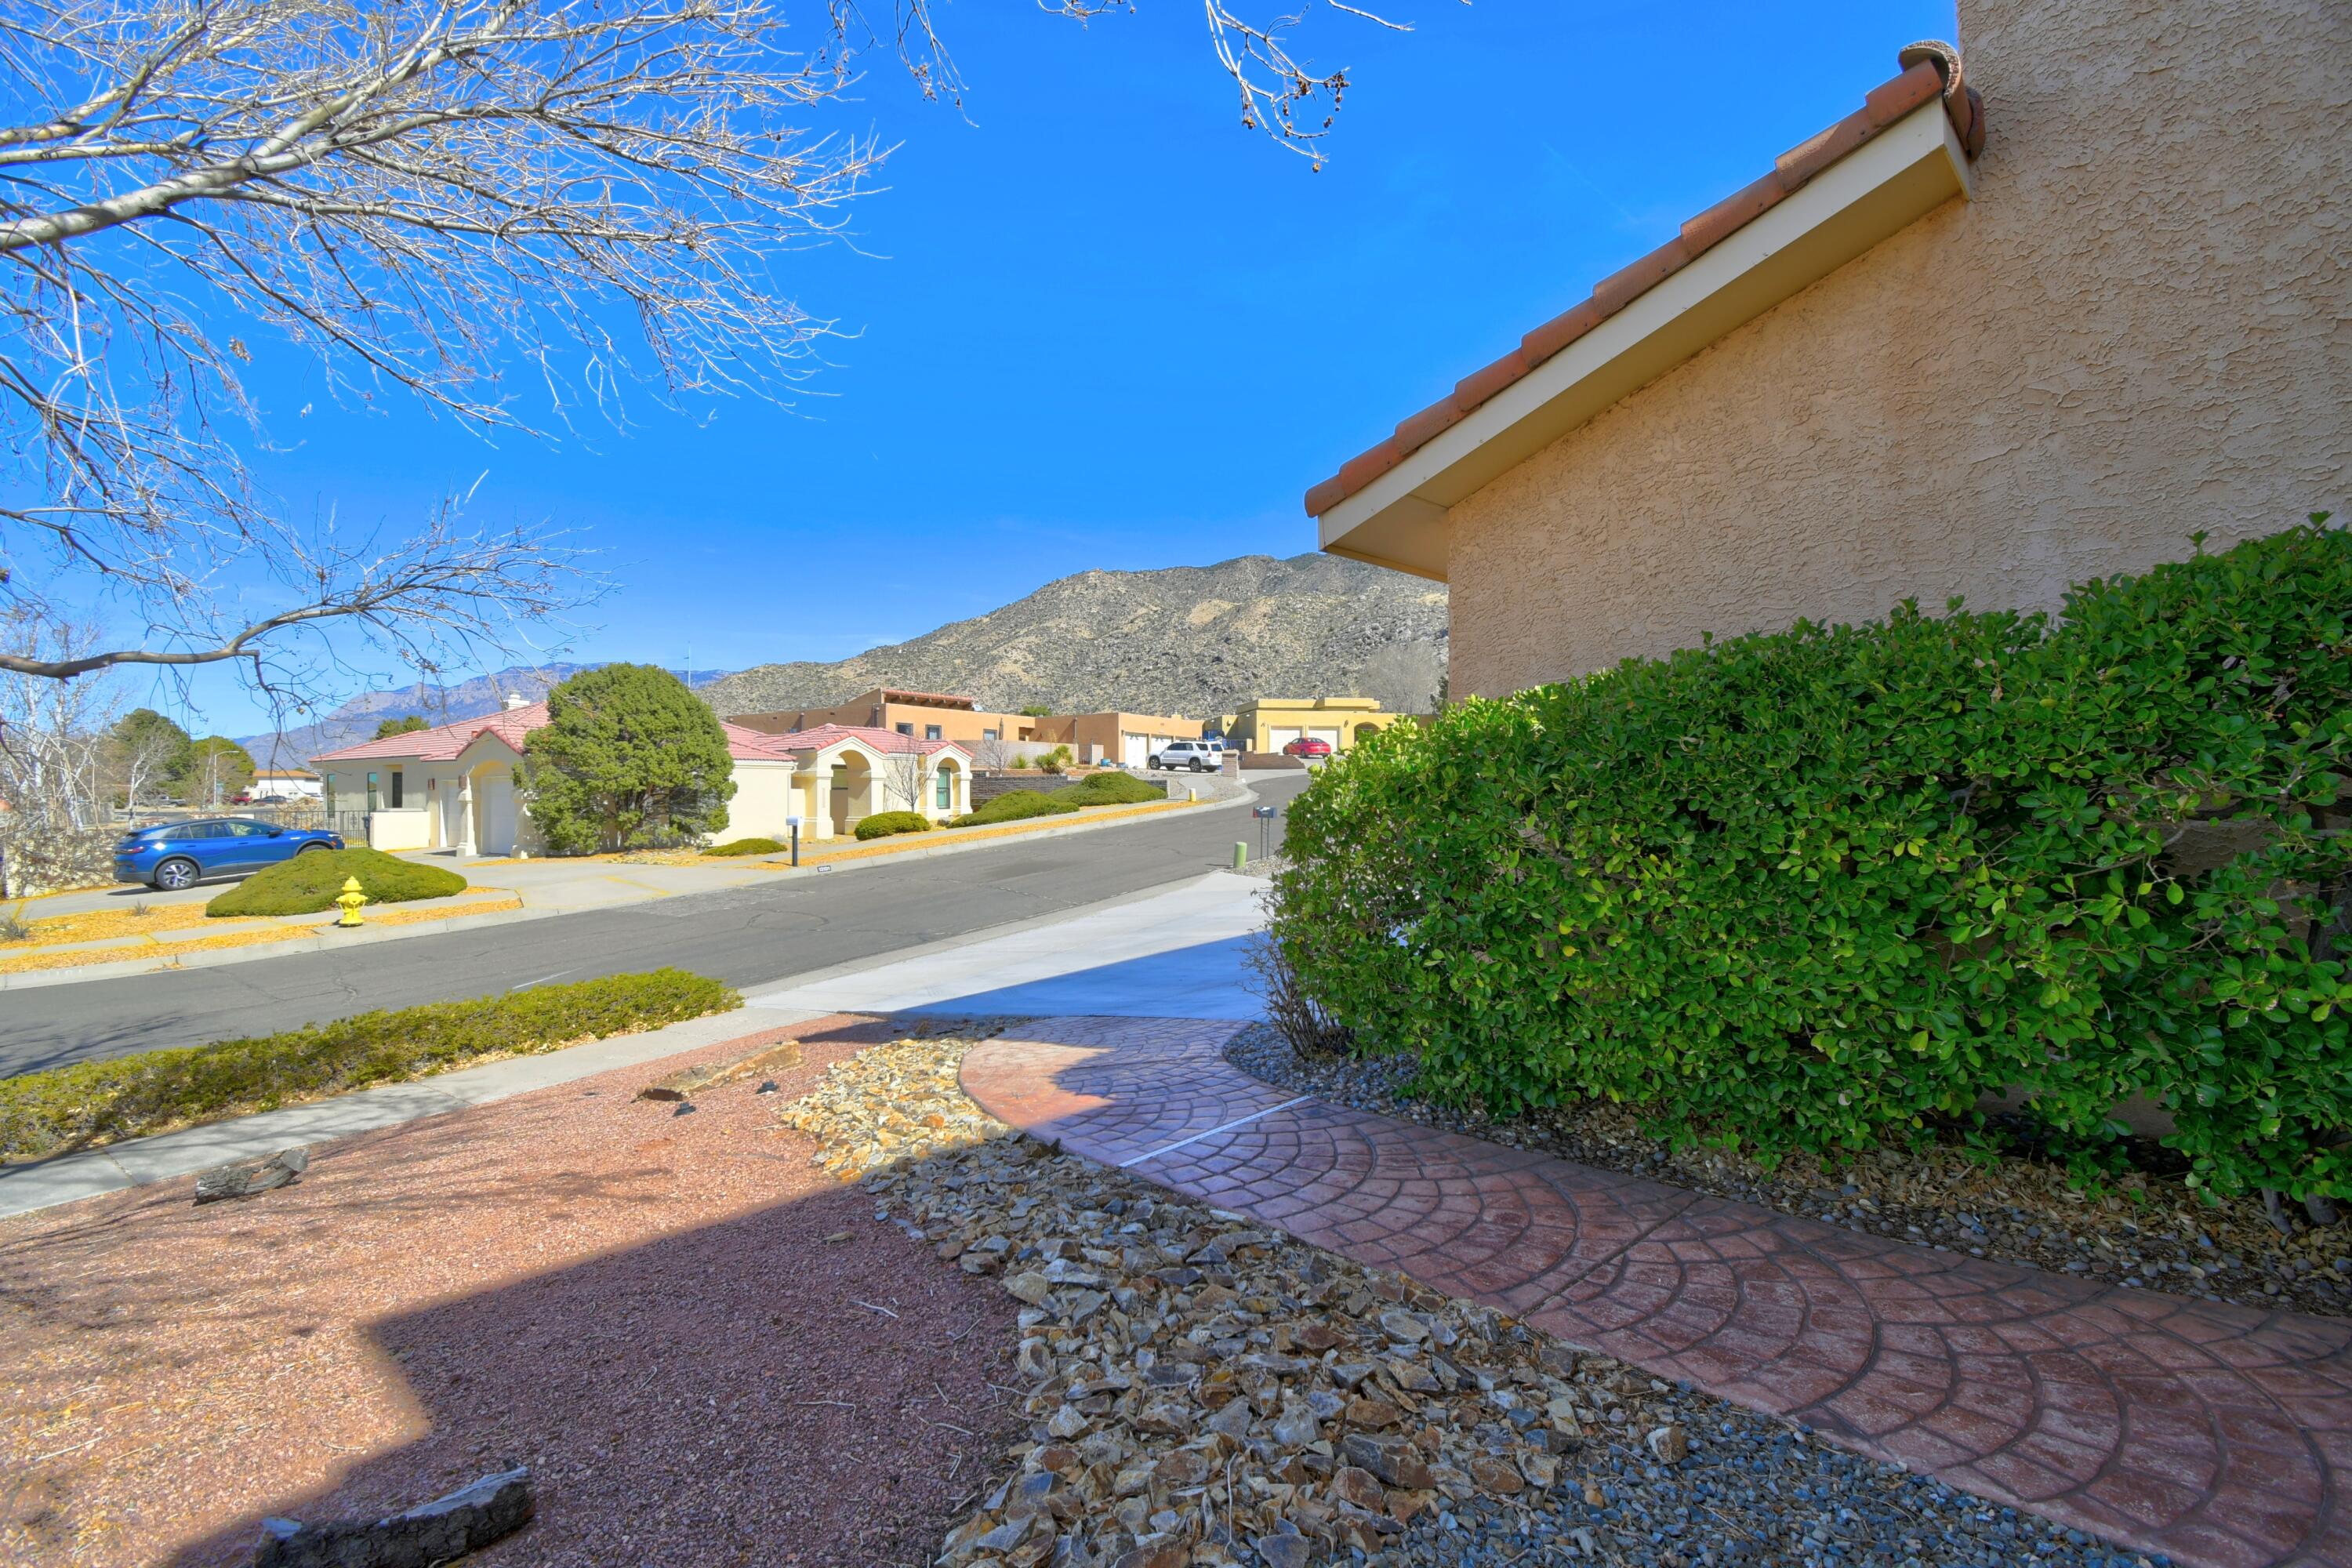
[313,697,972,854]
[1306,0,2348,697]
[731,688,1203,769]
[1222,697,1405,755]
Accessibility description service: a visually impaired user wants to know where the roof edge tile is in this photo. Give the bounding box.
[1303,45,1983,521]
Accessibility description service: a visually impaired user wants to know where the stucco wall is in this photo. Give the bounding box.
[1446,0,2351,697]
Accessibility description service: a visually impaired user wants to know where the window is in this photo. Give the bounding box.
[925,724,942,741]
[936,771,952,810]
[895,722,913,736]
[982,728,999,742]
[366,771,379,811]
[390,769,405,808]
[223,821,269,837]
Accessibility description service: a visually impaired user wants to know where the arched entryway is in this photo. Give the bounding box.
[931,758,965,818]
[829,753,876,835]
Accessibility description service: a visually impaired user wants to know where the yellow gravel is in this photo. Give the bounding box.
[0,897,523,975]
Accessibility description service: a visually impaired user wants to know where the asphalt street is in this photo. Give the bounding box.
[0,775,1307,1079]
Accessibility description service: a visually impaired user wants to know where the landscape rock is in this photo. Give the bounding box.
[638,1039,803,1102]
[252,1466,531,1567]
[195,1148,310,1205]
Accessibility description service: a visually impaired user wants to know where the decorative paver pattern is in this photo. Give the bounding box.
[960,1018,2352,1568]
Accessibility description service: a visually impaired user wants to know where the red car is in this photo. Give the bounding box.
[1282,736,1334,759]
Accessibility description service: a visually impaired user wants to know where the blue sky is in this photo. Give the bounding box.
[175,0,1956,735]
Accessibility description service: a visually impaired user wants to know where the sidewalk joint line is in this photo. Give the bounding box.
[1118,1096,1312,1168]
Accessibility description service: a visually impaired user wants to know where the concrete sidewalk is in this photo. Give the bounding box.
[745,871,1270,1021]
[0,871,1273,1220]
[0,1007,828,1221]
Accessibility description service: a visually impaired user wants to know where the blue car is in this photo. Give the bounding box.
[114,818,347,891]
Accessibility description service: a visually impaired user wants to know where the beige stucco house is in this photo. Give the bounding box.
[313,697,972,855]
[1307,0,2349,697]
[731,688,1203,769]
[1221,697,1405,754]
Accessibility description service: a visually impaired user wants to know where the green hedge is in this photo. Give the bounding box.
[1272,519,2352,1201]
[207,847,466,916]
[953,789,1080,827]
[1051,771,1164,807]
[0,969,741,1160]
[854,810,934,840]
[702,837,786,857]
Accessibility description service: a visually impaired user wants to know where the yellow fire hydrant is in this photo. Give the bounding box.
[333,877,368,929]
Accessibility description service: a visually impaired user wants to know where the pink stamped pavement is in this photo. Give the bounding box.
[959,1017,2352,1568]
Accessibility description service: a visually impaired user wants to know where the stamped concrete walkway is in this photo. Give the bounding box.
[960,1017,2352,1568]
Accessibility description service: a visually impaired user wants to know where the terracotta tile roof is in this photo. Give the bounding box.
[311,703,842,766]
[753,723,974,760]
[1304,42,1985,519]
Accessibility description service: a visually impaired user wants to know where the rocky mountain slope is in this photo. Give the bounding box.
[699,554,1447,720]
[241,664,724,764]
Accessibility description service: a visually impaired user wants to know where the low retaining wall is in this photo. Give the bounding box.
[1237,753,1307,771]
[0,827,117,898]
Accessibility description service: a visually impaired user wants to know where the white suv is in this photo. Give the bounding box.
[1150,739,1224,771]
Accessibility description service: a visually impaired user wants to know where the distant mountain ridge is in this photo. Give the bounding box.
[699,553,1449,721]
[239,664,727,765]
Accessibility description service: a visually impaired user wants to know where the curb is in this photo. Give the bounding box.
[0,780,1273,992]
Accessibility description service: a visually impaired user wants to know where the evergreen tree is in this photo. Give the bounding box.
[521,665,734,853]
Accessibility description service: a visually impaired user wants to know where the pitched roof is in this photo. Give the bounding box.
[753,723,974,760]
[310,702,863,767]
[1304,43,1985,522]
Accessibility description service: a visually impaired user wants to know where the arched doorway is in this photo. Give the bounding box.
[829,753,875,835]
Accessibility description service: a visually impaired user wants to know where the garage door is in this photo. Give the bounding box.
[1308,728,1342,749]
[1122,733,1147,767]
[1268,727,1303,750]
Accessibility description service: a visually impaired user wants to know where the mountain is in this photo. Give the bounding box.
[239,663,728,766]
[698,554,1449,721]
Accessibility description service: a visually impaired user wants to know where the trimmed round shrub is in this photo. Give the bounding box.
[952,789,1080,828]
[1051,771,1164,808]
[702,837,786,857]
[854,810,934,841]
[206,847,466,917]
[1272,517,2352,1202]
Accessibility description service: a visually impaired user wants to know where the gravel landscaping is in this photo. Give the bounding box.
[776,1030,2161,1568]
[1227,1023,2352,1322]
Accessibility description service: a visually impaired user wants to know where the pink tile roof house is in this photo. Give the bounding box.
[314,706,978,768]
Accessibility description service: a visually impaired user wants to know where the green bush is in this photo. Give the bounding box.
[953,789,1080,827]
[206,847,467,917]
[855,810,934,841]
[1051,771,1164,807]
[702,837,786,857]
[1272,518,2352,1202]
[0,969,740,1160]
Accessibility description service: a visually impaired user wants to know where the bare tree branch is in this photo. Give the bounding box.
[0,0,1432,709]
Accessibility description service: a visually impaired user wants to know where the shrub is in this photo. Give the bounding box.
[953,789,1080,827]
[0,969,739,1159]
[855,810,934,841]
[206,847,466,916]
[1037,745,1073,775]
[702,837,786,857]
[1272,518,2352,1202]
[1051,771,1163,807]
[521,664,735,853]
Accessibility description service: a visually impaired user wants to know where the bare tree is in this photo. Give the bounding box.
[878,735,928,814]
[0,609,121,832]
[1,0,1435,708]
[1349,638,1443,714]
